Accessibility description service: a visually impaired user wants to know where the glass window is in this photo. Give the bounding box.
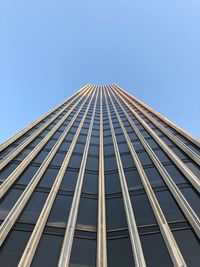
[32,151,49,164]
[44,139,57,150]
[18,192,48,224]
[74,143,85,154]
[185,162,200,178]
[106,197,127,230]
[0,163,19,183]
[146,138,159,149]
[68,154,83,169]
[144,167,165,187]
[70,238,96,267]
[133,140,144,151]
[105,156,117,172]
[104,144,115,156]
[118,143,129,154]
[86,157,99,172]
[76,197,97,231]
[137,151,153,166]
[82,173,98,194]
[121,154,135,169]
[47,194,72,227]
[171,147,188,160]
[155,190,185,222]
[32,234,63,267]
[140,233,173,267]
[0,189,22,220]
[130,193,156,226]
[124,169,143,190]
[60,169,79,191]
[15,148,33,161]
[37,168,59,188]
[173,229,200,267]
[17,165,39,185]
[107,237,135,267]
[59,141,70,152]
[105,172,121,194]
[0,230,31,266]
[180,187,200,217]
[164,165,187,184]
[51,152,66,167]
[154,149,171,163]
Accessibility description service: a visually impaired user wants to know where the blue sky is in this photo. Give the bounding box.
[0,0,200,143]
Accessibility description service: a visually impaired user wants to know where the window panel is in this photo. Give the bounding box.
[180,187,200,217]
[37,168,59,188]
[104,156,117,172]
[76,197,97,231]
[144,167,165,187]
[0,163,19,183]
[82,173,98,194]
[32,234,63,267]
[124,169,143,190]
[173,229,200,267]
[106,197,127,230]
[140,233,173,267]
[47,194,72,227]
[137,151,153,166]
[18,192,48,224]
[105,172,121,194]
[60,169,79,191]
[164,165,187,184]
[130,193,156,226]
[70,238,96,267]
[0,230,31,267]
[107,237,135,267]
[51,152,66,167]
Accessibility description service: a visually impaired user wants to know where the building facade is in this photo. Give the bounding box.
[0,84,200,267]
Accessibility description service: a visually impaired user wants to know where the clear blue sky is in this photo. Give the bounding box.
[0,0,200,143]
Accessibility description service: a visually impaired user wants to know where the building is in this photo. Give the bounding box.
[0,84,200,267]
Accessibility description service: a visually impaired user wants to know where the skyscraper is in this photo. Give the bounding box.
[0,84,199,267]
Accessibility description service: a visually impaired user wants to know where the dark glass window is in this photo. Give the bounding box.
[82,173,98,194]
[133,140,144,151]
[140,233,173,267]
[105,156,117,172]
[0,230,31,266]
[0,189,22,221]
[17,165,39,185]
[146,138,159,149]
[32,151,49,164]
[68,154,83,169]
[118,143,130,153]
[37,168,59,188]
[70,238,96,267]
[86,157,99,172]
[164,165,187,184]
[60,169,79,191]
[185,162,200,178]
[44,139,57,150]
[32,234,63,267]
[74,143,85,154]
[124,169,143,190]
[106,197,127,230]
[121,154,135,169]
[19,192,48,224]
[130,193,156,226]
[144,167,164,187]
[15,148,33,161]
[88,145,99,156]
[105,172,121,193]
[173,229,200,267]
[47,194,72,227]
[76,197,97,231]
[59,141,70,152]
[155,190,185,222]
[154,149,171,163]
[180,187,200,217]
[137,151,153,166]
[107,237,135,267]
[51,152,66,167]
[0,163,19,182]
[104,144,115,156]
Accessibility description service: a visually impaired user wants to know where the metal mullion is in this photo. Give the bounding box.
[0,86,92,199]
[17,87,97,267]
[0,85,92,170]
[104,87,147,267]
[0,87,95,247]
[110,88,200,239]
[107,88,187,267]
[57,88,99,267]
[0,84,89,152]
[97,87,107,267]
[113,84,200,148]
[112,85,200,166]
[112,86,200,194]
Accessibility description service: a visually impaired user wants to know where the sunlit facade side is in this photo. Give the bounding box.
[0,84,200,267]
